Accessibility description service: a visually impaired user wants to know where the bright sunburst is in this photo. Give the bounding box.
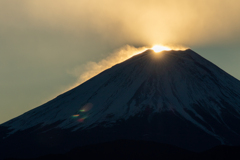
[151,45,171,53]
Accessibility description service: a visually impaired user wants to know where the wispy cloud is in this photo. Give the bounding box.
[69,45,148,86]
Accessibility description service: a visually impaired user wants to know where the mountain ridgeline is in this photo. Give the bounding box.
[1,49,240,159]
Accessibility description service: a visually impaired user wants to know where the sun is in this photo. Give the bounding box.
[151,45,171,53]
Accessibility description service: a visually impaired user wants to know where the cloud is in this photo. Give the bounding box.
[69,45,148,87]
[1,0,240,47]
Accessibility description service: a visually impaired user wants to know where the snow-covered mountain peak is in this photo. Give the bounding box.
[1,49,240,158]
[3,48,240,132]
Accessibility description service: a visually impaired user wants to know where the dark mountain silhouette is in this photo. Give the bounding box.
[1,49,240,159]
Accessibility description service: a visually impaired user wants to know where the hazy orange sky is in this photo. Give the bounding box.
[1,0,240,124]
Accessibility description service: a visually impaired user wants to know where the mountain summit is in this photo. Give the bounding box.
[1,49,240,159]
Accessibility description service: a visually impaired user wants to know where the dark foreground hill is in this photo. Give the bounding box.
[5,140,240,160]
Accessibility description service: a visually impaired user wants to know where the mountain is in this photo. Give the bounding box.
[1,49,240,159]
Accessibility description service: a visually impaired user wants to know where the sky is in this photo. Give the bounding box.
[1,0,240,124]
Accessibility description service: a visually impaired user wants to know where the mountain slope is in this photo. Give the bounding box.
[1,49,240,159]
